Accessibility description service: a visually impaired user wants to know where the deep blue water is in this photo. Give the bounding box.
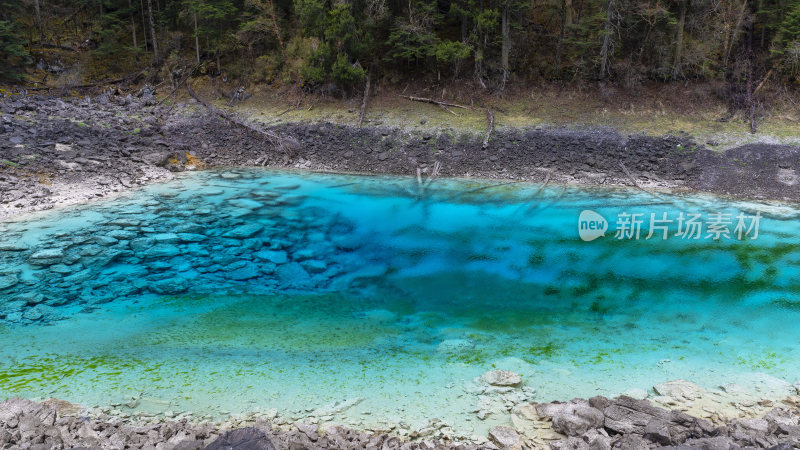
[0,169,799,433]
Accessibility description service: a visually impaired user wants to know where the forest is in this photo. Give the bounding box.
[1,0,800,95]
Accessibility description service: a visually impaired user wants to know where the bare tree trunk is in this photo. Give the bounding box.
[358,71,371,127]
[461,12,468,42]
[501,0,510,87]
[146,0,159,61]
[555,0,567,71]
[672,0,687,79]
[745,20,757,133]
[482,108,495,149]
[599,0,615,79]
[128,0,137,49]
[33,0,42,41]
[194,10,200,64]
[264,0,286,57]
[140,0,148,51]
[724,0,748,74]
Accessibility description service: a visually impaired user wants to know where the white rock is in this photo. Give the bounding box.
[482,370,522,387]
[489,425,521,449]
[653,379,705,400]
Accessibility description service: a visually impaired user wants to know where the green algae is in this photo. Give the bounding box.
[130,292,404,353]
[0,354,157,393]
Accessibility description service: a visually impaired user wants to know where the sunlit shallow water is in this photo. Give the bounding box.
[1,169,799,435]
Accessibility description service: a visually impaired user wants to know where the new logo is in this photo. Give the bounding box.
[578,210,607,241]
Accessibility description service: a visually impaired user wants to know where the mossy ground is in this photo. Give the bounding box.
[192,82,800,151]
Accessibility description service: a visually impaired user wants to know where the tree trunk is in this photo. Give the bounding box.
[33,0,41,40]
[128,0,137,49]
[599,0,615,79]
[724,0,748,75]
[501,0,510,86]
[146,0,158,60]
[140,0,148,51]
[194,10,200,64]
[265,0,286,57]
[555,0,567,71]
[672,0,687,79]
[461,12,468,42]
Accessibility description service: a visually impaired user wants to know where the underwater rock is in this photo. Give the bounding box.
[255,250,288,264]
[149,277,190,295]
[108,229,138,240]
[0,241,29,251]
[94,235,119,246]
[142,244,181,259]
[49,264,73,274]
[153,232,181,244]
[228,262,261,281]
[27,248,64,265]
[653,380,705,401]
[0,300,26,319]
[276,262,312,287]
[488,425,521,449]
[16,292,45,305]
[178,233,207,242]
[482,370,522,387]
[224,224,264,239]
[130,237,156,252]
[301,259,327,274]
[22,307,44,321]
[0,273,18,289]
[176,223,207,235]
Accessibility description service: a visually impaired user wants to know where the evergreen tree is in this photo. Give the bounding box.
[0,20,30,81]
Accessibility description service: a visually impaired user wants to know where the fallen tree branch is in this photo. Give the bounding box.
[156,64,200,107]
[482,108,494,149]
[753,68,773,96]
[399,95,472,110]
[357,71,371,127]
[438,104,459,116]
[186,82,298,155]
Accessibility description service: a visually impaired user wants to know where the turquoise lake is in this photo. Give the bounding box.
[1,169,799,435]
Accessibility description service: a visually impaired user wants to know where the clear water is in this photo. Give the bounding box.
[1,169,799,435]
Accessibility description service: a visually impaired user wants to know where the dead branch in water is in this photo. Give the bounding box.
[358,72,371,127]
[408,161,442,197]
[482,108,494,149]
[619,162,664,200]
[186,82,299,157]
[399,95,472,110]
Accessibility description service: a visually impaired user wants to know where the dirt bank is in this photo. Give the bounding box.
[0,93,797,220]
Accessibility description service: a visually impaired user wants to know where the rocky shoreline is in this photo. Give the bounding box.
[4,373,800,449]
[1,92,798,221]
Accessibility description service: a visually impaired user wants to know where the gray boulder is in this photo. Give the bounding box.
[204,427,275,450]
